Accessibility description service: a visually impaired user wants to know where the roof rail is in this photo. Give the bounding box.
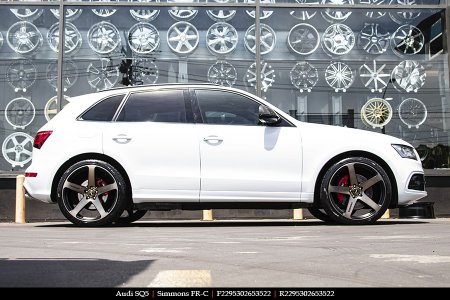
[106,82,220,92]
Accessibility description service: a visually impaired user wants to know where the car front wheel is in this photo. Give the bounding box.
[320,157,392,225]
[57,159,127,227]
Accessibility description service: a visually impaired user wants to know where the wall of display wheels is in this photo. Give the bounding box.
[0,0,449,171]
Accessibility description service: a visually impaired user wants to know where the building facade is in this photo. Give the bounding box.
[0,0,449,178]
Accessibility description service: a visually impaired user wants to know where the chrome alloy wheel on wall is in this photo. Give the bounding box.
[168,0,199,21]
[290,61,319,92]
[2,132,34,168]
[128,0,160,22]
[131,58,159,85]
[287,23,320,56]
[127,22,160,55]
[359,0,387,19]
[389,0,422,24]
[320,0,353,23]
[7,21,43,55]
[87,58,120,91]
[90,0,118,17]
[10,7,43,21]
[4,133,33,167]
[391,24,424,56]
[289,0,318,20]
[206,0,237,21]
[207,60,237,87]
[322,23,355,56]
[245,0,274,19]
[167,21,199,55]
[87,21,121,55]
[47,22,82,55]
[359,60,390,93]
[206,22,238,55]
[398,98,427,129]
[325,61,354,92]
[5,97,35,130]
[50,3,83,21]
[244,24,276,55]
[358,23,390,55]
[7,60,37,93]
[391,60,426,93]
[46,60,78,92]
[245,61,275,93]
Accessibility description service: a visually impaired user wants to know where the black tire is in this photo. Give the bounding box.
[115,209,147,224]
[320,157,392,225]
[307,207,335,223]
[57,159,128,227]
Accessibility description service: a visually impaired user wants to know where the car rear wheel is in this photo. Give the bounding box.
[115,209,147,224]
[57,159,127,227]
[307,207,335,223]
[320,157,392,225]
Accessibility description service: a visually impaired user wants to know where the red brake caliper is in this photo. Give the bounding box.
[337,175,349,203]
[96,179,108,200]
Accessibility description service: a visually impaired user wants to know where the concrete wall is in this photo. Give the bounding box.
[1,187,449,222]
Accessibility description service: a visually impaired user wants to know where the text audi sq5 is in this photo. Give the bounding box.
[25,84,426,226]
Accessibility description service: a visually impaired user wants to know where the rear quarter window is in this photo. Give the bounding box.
[81,94,124,121]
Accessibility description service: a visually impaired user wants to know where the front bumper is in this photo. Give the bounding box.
[408,173,426,191]
[397,172,427,206]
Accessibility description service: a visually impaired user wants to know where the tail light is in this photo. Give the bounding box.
[33,131,53,149]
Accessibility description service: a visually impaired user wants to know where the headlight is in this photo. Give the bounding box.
[392,144,418,160]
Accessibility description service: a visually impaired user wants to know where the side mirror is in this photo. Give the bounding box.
[259,105,281,126]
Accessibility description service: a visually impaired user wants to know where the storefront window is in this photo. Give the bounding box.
[0,4,59,171]
[0,1,449,171]
[61,5,255,99]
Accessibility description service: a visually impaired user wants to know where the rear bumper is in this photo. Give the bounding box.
[24,179,53,203]
[24,187,51,203]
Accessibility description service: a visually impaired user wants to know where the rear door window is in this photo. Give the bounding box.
[117,90,187,123]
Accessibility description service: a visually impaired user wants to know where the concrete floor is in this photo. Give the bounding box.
[0,218,449,287]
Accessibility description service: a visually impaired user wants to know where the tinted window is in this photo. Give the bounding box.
[196,90,260,125]
[81,94,124,121]
[117,90,186,123]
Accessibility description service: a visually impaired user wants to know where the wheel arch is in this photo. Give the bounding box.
[50,152,132,204]
[312,151,398,209]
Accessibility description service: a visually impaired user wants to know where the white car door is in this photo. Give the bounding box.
[193,89,302,202]
[103,89,200,202]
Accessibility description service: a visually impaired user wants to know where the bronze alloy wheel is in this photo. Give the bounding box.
[320,157,392,225]
[57,160,127,227]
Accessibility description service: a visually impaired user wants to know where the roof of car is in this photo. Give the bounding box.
[67,83,249,106]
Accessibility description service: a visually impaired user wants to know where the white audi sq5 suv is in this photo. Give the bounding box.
[24,84,426,226]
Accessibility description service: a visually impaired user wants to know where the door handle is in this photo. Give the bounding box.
[203,135,223,142]
[112,135,132,144]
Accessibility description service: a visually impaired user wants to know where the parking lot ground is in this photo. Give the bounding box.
[0,218,449,287]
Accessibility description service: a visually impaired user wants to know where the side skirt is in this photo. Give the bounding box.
[135,202,312,211]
